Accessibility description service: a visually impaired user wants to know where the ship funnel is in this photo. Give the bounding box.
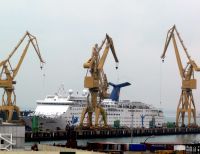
[109,82,131,101]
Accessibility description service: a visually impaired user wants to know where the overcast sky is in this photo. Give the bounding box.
[0,1,200,114]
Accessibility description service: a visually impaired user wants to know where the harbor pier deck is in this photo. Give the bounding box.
[25,127,200,141]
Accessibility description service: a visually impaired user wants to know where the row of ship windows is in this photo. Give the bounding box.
[107,114,120,116]
[70,113,121,116]
[71,113,81,115]
[70,108,124,112]
[70,108,160,114]
[107,121,147,126]
[126,117,155,119]
[69,107,160,113]
[106,109,123,112]
[70,113,160,119]
[128,109,158,113]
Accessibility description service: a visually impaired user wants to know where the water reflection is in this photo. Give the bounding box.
[76,134,200,146]
[25,134,200,147]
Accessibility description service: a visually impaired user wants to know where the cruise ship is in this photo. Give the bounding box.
[24,83,164,131]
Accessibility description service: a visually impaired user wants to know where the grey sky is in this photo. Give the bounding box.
[0,0,200,113]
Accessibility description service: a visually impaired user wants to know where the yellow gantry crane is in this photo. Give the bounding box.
[161,25,200,127]
[0,31,44,123]
[79,34,119,128]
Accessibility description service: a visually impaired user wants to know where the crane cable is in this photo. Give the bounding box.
[42,64,46,96]
[116,63,119,84]
[160,59,164,106]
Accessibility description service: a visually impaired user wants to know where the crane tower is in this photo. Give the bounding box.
[79,34,119,128]
[161,25,200,127]
[0,31,44,123]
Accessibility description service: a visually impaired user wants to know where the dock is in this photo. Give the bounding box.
[25,127,200,141]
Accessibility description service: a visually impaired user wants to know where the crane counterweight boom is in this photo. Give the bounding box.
[161,25,176,59]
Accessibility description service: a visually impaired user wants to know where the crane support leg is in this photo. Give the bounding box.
[0,105,20,122]
[192,109,196,125]
[79,106,93,127]
[176,90,196,127]
[87,111,93,127]
[79,108,87,127]
[8,109,14,122]
[99,106,107,127]
[95,107,100,127]
[94,106,108,127]
[176,110,181,127]
[181,111,185,127]
[191,93,197,125]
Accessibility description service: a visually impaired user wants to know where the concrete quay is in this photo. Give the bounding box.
[0,123,25,149]
[0,144,104,154]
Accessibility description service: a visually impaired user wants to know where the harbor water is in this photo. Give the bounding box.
[25,134,200,147]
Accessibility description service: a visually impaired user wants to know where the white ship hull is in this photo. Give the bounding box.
[25,93,164,131]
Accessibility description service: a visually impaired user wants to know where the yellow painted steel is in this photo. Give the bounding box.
[161,25,200,127]
[0,31,44,123]
[79,34,118,128]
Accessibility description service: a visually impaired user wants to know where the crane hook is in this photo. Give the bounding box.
[115,63,119,69]
[40,63,43,70]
